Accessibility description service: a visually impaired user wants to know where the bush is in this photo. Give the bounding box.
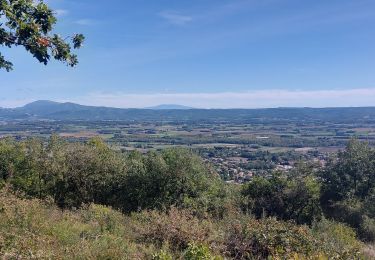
[131,207,215,252]
[81,204,125,234]
[119,149,226,216]
[320,140,375,240]
[223,217,364,259]
[242,172,322,225]
[223,218,320,259]
[312,218,363,258]
[152,250,173,260]
[184,243,221,260]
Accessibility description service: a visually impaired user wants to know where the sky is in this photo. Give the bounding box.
[1,0,375,108]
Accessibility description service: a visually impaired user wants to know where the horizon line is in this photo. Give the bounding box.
[2,99,375,111]
[2,88,375,109]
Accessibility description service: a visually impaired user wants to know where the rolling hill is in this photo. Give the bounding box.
[1,100,375,123]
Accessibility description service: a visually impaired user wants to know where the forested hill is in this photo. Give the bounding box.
[1,100,375,122]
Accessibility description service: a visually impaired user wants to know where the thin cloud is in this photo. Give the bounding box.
[68,88,375,109]
[2,88,375,109]
[74,19,95,26]
[159,11,193,25]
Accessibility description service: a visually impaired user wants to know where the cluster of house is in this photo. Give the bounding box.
[206,157,254,183]
[207,154,328,183]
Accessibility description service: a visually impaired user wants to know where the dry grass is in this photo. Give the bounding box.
[0,189,368,259]
[0,189,152,259]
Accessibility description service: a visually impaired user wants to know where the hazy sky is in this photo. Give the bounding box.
[1,0,375,108]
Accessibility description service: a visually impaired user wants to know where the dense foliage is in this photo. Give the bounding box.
[0,136,228,216]
[320,140,375,241]
[242,170,322,225]
[0,0,84,71]
[0,137,374,258]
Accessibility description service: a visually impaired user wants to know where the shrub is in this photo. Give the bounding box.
[223,218,319,259]
[242,173,322,225]
[131,207,214,252]
[320,140,375,240]
[152,250,173,260]
[312,218,363,258]
[119,149,226,216]
[184,242,222,260]
[81,204,125,234]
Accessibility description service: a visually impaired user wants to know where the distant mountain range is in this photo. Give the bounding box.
[1,100,375,123]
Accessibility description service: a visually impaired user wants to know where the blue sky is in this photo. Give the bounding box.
[1,0,375,108]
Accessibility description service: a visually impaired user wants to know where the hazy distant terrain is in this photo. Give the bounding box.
[2,100,375,123]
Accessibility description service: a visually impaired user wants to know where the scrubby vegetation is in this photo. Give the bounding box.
[0,136,374,258]
[0,190,366,259]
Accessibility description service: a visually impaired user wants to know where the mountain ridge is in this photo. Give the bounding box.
[0,100,374,122]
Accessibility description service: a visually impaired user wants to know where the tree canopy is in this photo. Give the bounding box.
[0,0,84,71]
[320,139,375,240]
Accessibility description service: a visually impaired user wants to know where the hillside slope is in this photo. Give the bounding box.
[0,190,368,259]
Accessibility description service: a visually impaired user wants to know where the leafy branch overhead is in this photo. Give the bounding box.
[0,0,84,71]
